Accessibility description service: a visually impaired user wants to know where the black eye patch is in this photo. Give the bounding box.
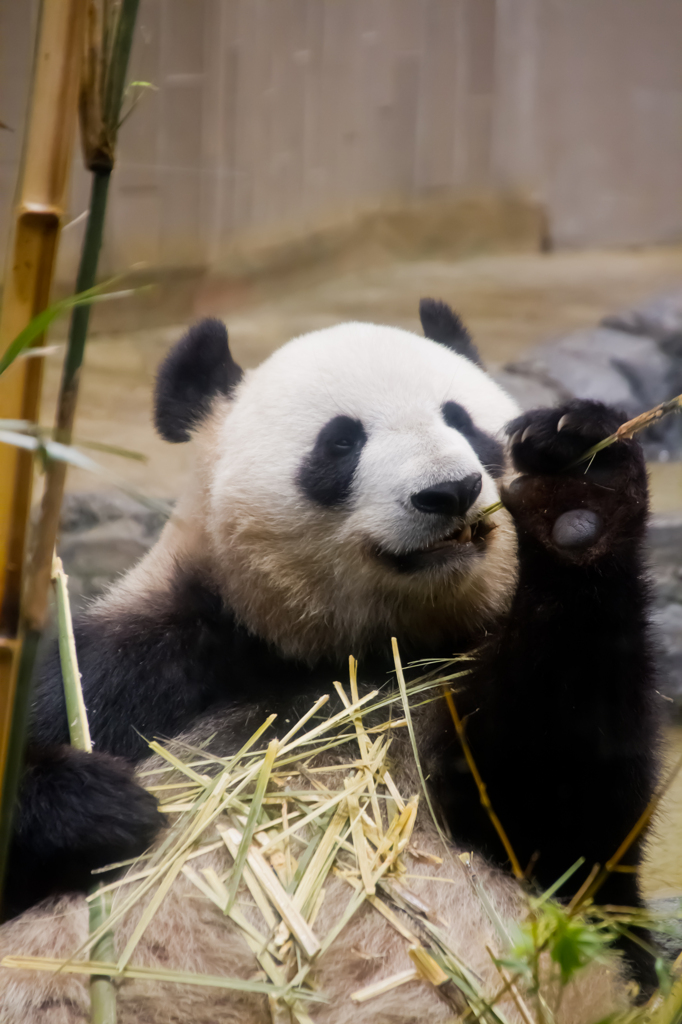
[297,416,367,507]
[442,401,505,478]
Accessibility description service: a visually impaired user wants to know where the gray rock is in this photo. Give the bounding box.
[648,514,682,712]
[59,491,168,538]
[503,324,682,457]
[648,896,682,961]
[603,292,682,353]
[57,492,169,610]
[512,327,672,416]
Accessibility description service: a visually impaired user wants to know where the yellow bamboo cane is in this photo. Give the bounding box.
[0,0,87,874]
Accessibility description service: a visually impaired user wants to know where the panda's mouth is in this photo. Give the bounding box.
[372,517,496,574]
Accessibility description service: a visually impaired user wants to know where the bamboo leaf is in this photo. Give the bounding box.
[75,438,147,462]
[0,430,170,517]
[0,278,141,376]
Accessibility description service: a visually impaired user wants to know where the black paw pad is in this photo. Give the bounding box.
[551,509,603,549]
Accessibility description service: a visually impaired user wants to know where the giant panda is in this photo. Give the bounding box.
[0,301,660,1021]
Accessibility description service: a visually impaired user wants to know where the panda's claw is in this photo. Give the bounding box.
[507,401,630,477]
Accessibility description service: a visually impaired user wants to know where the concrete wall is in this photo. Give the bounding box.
[2,0,682,281]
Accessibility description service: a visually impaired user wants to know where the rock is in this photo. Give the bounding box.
[648,514,682,713]
[57,492,169,610]
[503,322,682,457]
[649,896,682,961]
[512,327,672,414]
[59,491,168,537]
[602,292,682,407]
[602,292,682,354]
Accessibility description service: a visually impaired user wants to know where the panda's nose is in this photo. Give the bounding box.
[411,474,482,517]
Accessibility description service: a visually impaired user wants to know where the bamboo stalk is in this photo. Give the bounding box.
[223,739,279,915]
[51,554,117,1021]
[222,826,321,959]
[89,890,117,1024]
[51,555,91,751]
[574,753,682,910]
[0,0,87,632]
[15,0,142,767]
[351,968,420,1003]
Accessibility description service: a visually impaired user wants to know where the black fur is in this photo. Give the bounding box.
[14,396,661,992]
[5,746,163,919]
[419,298,482,365]
[442,401,505,477]
[154,318,243,442]
[296,415,367,507]
[31,575,452,765]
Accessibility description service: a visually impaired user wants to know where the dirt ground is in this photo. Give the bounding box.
[40,244,682,503]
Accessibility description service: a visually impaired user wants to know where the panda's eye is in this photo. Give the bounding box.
[442,401,474,433]
[297,415,368,507]
[322,416,367,457]
[330,436,355,453]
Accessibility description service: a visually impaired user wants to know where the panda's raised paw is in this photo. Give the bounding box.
[501,400,648,560]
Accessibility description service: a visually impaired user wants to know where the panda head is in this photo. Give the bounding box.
[153,301,520,661]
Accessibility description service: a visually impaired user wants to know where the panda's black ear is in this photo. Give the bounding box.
[419,298,483,367]
[154,319,243,443]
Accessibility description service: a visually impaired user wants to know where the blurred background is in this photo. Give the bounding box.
[4,1,682,495]
[2,0,682,893]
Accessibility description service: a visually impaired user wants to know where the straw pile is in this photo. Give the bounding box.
[1,654,535,1024]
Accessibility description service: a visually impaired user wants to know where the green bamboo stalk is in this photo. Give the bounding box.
[88,876,118,1022]
[58,169,111,416]
[52,555,117,1022]
[52,556,91,751]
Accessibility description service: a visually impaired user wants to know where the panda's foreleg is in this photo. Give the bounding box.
[430,400,660,991]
